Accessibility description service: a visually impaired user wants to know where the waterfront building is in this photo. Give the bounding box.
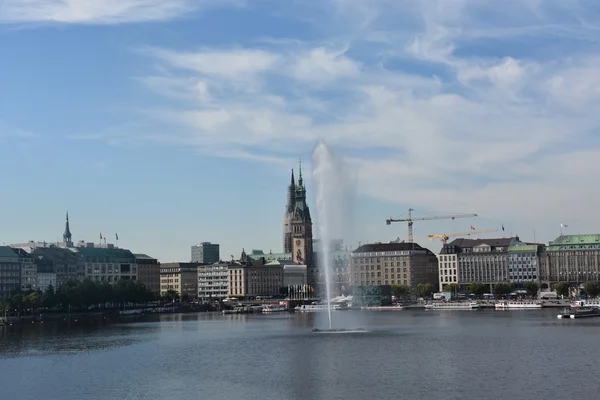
[227,262,284,298]
[37,272,57,292]
[507,243,543,284]
[282,161,315,284]
[539,234,600,288]
[351,242,439,289]
[77,245,137,283]
[160,262,201,299]
[12,248,37,291]
[198,262,229,300]
[191,242,220,264]
[134,254,160,294]
[441,237,520,289]
[30,246,84,288]
[0,246,20,300]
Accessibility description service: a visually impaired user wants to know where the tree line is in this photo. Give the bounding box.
[0,279,158,315]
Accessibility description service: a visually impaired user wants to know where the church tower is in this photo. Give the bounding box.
[289,159,314,272]
[63,211,73,247]
[283,169,295,253]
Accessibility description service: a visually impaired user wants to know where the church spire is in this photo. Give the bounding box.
[286,168,296,213]
[63,211,72,244]
[298,156,303,188]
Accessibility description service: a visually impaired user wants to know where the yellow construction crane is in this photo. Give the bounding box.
[386,208,478,243]
[428,228,499,244]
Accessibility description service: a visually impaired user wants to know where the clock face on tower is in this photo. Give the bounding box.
[296,240,301,246]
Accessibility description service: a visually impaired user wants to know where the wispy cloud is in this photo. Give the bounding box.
[0,0,245,24]
[59,0,600,236]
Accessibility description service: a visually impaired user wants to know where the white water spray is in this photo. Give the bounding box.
[312,140,355,330]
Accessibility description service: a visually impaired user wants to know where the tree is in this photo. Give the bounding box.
[162,289,179,302]
[582,282,600,298]
[416,283,434,298]
[524,282,539,298]
[444,283,458,295]
[391,284,410,300]
[553,282,570,297]
[494,283,513,296]
[468,283,487,296]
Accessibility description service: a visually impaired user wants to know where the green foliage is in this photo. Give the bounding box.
[416,283,434,298]
[552,282,570,297]
[390,284,411,299]
[524,282,540,297]
[444,283,458,294]
[494,283,514,296]
[582,281,600,298]
[1,279,157,312]
[161,289,179,302]
[468,283,487,296]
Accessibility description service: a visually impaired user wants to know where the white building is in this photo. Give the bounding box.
[437,253,458,290]
[197,263,229,300]
[37,272,57,292]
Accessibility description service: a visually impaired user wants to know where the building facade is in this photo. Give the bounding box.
[227,263,284,298]
[77,245,137,283]
[135,254,160,293]
[198,263,229,300]
[441,237,519,288]
[351,242,439,289]
[30,246,84,288]
[13,248,37,291]
[191,242,220,264]
[160,262,201,299]
[539,234,600,287]
[0,246,21,300]
[507,243,542,284]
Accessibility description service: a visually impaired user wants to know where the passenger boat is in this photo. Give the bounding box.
[295,303,349,312]
[262,305,288,313]
[361,305,404,311]
[557,306,600,319]
[495,301,542,310]
[570,299,600,308]
[424,302,479,310]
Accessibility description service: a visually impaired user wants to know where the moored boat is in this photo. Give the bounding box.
[361,305,404,311]
[295,302,349,312]
[424,301,479,310]
[495,301,542,310]
[558,306,600,319]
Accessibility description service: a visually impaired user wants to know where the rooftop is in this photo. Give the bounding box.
[549,234,600,245]
[133,253,156,260]
[446,237,517,248]
[0,246,18,258]
[77,247,135,260]
[353,242,433,254]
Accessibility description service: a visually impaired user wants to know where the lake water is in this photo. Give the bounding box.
[1,309,598,400]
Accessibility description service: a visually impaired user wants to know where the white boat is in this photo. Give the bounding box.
[495,301,542,310]
[424,302,479,310]
[295,303,349,312]
[361,305,404,311]
[262,305,288,313]
[570,299,600,308]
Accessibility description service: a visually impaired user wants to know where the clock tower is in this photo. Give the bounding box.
[288,159,314,282]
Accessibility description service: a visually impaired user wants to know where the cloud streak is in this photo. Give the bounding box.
[52,0,600,240]
[0,0,244,24]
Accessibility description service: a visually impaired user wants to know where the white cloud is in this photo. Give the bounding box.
[0,0,244,24]
[119,0,600,242]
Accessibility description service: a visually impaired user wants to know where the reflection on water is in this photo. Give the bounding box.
[1,310,600,400]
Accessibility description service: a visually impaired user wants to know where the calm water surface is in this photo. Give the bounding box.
[0,309,598,400]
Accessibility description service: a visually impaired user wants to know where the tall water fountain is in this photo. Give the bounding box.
[311,140,355,331]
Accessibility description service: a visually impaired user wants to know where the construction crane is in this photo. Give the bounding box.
[428,228,499,245]
[386,208,478,243]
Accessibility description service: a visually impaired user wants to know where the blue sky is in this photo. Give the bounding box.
[2,0,600,262]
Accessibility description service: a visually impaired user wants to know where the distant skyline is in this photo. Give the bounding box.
[1,1,600,262]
